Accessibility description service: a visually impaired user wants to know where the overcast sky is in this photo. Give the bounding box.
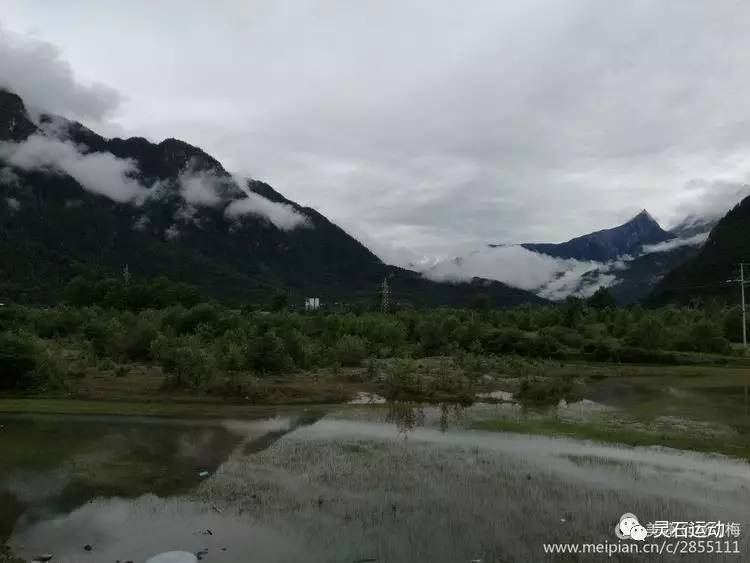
[3,0,750,264]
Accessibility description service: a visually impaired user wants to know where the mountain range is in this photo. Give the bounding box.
[649,195,750,305]
[0,89,542,308]
[425,209,717,303]
[2,86,743,309]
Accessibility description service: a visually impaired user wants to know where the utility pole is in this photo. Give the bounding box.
[741,264,750,407]
[742,263,747,348]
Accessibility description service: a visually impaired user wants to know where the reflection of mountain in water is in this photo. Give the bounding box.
[0,412,322,551]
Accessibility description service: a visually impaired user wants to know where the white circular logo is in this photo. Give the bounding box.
[616,513,647,541]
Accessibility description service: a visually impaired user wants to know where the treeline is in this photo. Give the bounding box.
[0,279,745,396]
[63,276,204,310]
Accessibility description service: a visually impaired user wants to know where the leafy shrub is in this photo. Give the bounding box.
[723,308,744,343]
[250,330,292,374]
[118,316,160,361]
[335,334,368,366]
[175,303,223,335]
[213,331,250,371]
[209,371,269,399]
[685,321,730,354]
[0,332,37,389]
[516,375,577,405]
[152,334,217,390]
[382,359,423,400]
[481,327,525,355]
[282,329,320,369]
[33,347,68,390]
[624,317,664,350]
[529,334,562,358]
[430,364,474,402]
[618,346,678,364]
[32,307,84,338]
[82,317,112,356]
[413,318,447,356]
[583,338,621,362]
[540,326,583,348]
[0,305,29,332]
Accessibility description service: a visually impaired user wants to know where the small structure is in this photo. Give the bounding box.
[304,297,320,311]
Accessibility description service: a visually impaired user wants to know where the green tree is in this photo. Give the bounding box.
[587,287,615,310]
[723,307,745,343]
[624,317,664,350]
[689,320,731,354]
[561,297,584,328]
[271,292,288,312]
[468,293,491,312]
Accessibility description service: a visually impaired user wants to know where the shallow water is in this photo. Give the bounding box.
[2,406,749,562]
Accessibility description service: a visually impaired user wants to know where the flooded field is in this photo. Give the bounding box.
[1,404,749,562]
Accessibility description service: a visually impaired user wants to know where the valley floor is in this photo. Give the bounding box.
[3,356,750,461]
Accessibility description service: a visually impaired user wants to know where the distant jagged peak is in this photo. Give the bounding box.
[626,209,662,229]
[520,207,673,262]
[633,208,656,221]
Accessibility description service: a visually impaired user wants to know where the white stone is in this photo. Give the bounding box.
[145,552,198,563]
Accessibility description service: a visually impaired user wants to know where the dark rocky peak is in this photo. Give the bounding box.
[626,209,662,231]
[522,208,673,262]
[37,113,107,151]
[156,138,225,177]
[102,136,225,182]
[631,208,655,223]
[0,89,37,141]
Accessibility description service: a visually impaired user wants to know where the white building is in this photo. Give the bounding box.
[304,297,320,311]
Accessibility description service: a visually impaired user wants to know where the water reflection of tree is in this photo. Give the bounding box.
[386,403,425,436]
[385,403,468,434]
[438,403,466,432]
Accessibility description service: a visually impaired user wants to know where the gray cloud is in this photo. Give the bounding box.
[423,243,620,301]
[0,25,122,123]
[174,167,311,230]
[178,170,223,207]
[641,232,710,255]
[425,245,597,291]
[225,192,310,231]
[0,133,311,232]
[3,2,750,260]
[666,180,750,229]
[424,223,715,301]
[0,134,146,203]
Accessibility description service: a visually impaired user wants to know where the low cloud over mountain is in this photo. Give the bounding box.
[0,134,144,203]
[0,104,310,231]
[421,210,718,302]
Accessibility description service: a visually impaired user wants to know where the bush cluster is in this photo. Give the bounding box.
[0,282,742,394]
